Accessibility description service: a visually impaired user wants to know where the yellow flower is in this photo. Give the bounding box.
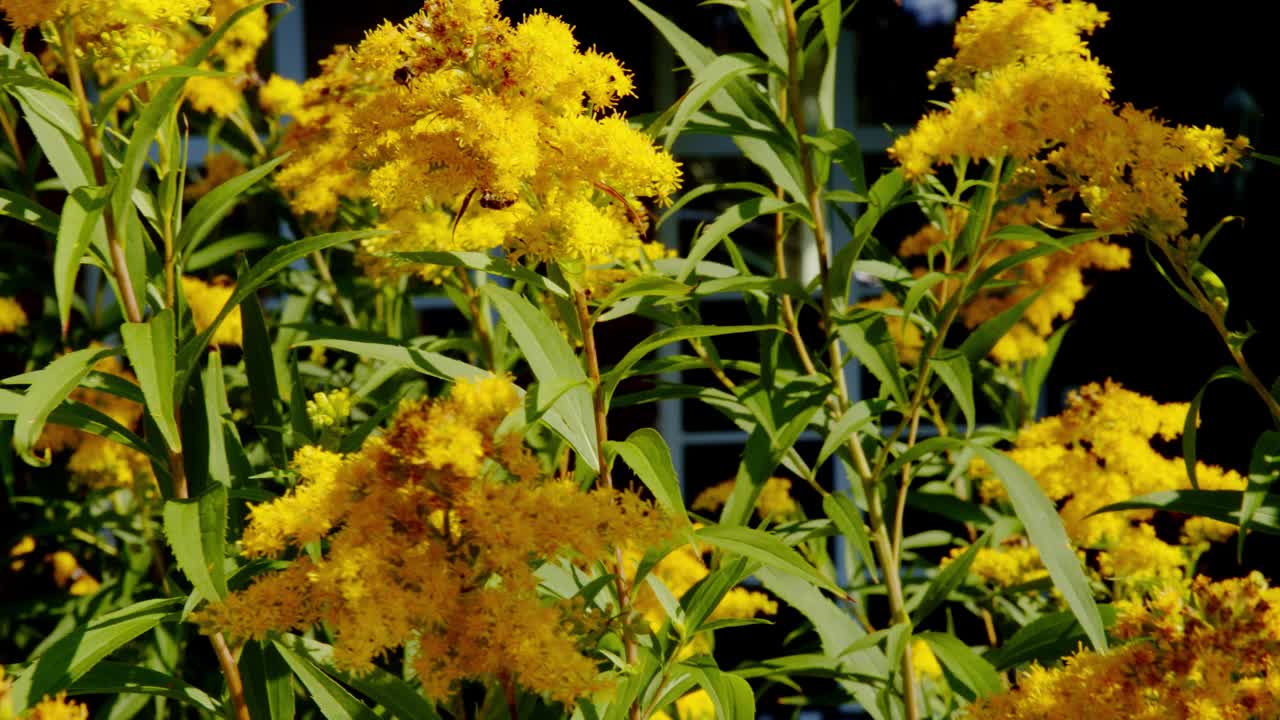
[855,293,924,365]
[947,544,1047,588]
[198,377,673,705]
[25,693,89,720]
[182,275,242,347]
[274,0,680,273]
[48,551,99,596]
[306,389,353,429]
[911,638,943,680]
[0,297,27,334]
[259,74,304,116]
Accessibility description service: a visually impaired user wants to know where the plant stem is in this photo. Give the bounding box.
[456,268,497,370]
[572,288,639,719]
[210,632,251,720]
[60,21,144,326]
[779,2,920,716]
[1154,238,1280,426]
[310,250,359,327]
[0,102,26,172]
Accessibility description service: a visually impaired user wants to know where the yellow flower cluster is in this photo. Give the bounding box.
[974,381,1244,589]
[182,275,242,348]
[890,0,1246,240]
[692,476,800,520]
[1,0,266,113]
[196,377,672,704]
[274,0,681,270]
[258,74,304,117]
[35,348,154,490]
[306,389,352,429]
[184,152,247,200]
[946,543,1047,588]
[899,200,1130,364]
[911,638,943,680]
[966,573,1280,719]
[0,297,28,334]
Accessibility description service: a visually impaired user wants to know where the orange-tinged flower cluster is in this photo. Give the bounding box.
[196,377,672,705]
[275,0,681,270]
[971,381,1245,590]
[899,199,1130,363]
[891,0,1246,240]
[0,296,28,334]
[966,573,1280,719]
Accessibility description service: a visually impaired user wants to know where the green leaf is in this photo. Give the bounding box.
[0,188,57,232]
[1242,431,1280,551]
[957,292,1039,363]
[910,532,989,624]
[837,312,906,406]
[1091,489,1280,534]
[239,270,286,467]
[12,345,119,466]
[176,229,389,390]
[831,169,906,303]
[53,186,107,335]
[663,53,773,151]
[984,607,1117,671]
[202,350,232,486]
[681,659,755,720]
[272,641,379,720]
[1183,366,1245,489]
[608,428,687,520]
[972,446,1107,651]
[69,662,219,713]
[121,309,181,452]
[809,128,866,195]
[163,484,228,600]
[815,400,881,472]
[177,154,287,258]
[696,524,845,596]
[1021,323,1070,419]
[602,324,776,406]
[279,635,440,720]
[823,492,877,584]
[292,337,486,382]
[932,350,975,434]
[239,641,295,720]
[919,632,1003,699]
[681,557,752,634]
[483,284,599,471]
[7,598,182,711]
[186,232,279,271]
[390,250,569,298]
[10,85,93,189]
[678,197,807,283]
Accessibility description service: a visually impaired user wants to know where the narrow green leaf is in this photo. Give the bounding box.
[831,169,905,303]
[910,533,989,624]
[186,232,279,271]
[958,292,1039,364]
[663,53,772,151]
[972,446,1107,651]
[837,312,906,406]
[984,607,1117,671]
[390,250,569,298]
[483,284,598,471]
[272,641,379,720]
[608,428,687,520]
[1241,431,1280,551]
[239,270,286,467]
[176,229,389,389]
[823,493,877,584]
[1091,489,1280,534]
[696,524,845,596]
[239,641,295,720]
[602,324,776,406]
[53,187,107,334]
[1184,366,1245,489]
[177,155,287,258]
[816,401,880,472]
[919,632,1003,699]
[280,635,439,720]
[679,198,808,283]
[0,187,57,232]
[70,662,219,713]
[932,351,975,434]
[202,350,232,486]
[121,309,181,452]
[12,345,119,466]
[7,598,182,711]
[163,484,228,600]
[681,658,755,720]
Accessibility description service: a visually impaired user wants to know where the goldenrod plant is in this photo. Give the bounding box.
[1,0,1278,718]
